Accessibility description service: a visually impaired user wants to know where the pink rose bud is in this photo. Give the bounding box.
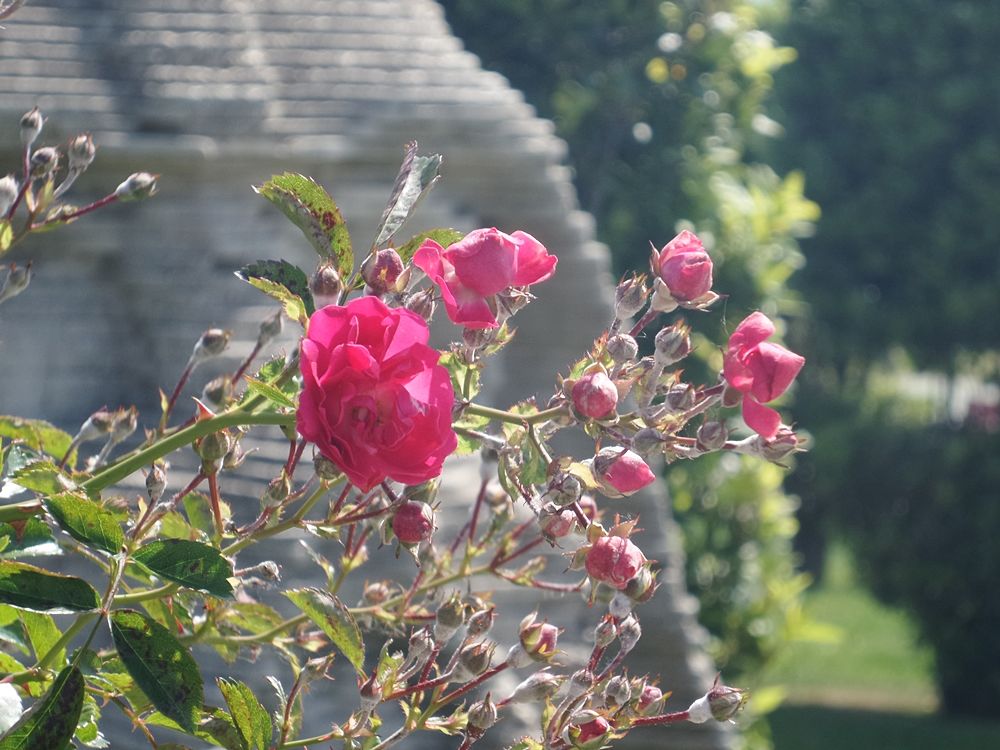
[585,535,646,590]
[572,369,619,419]
[392,500,434,546]
[637,684,664,714]
[361,248,405,294]
[758,426,801,462]
[519,613,560,662]
[696,421,728,452]
[604,675,632,707]
[723,312,805,439]
[655,230,713,302]
[593,447,656,496]
[564,713,611,750]
[606,332,639,363]
[540,503,577,539]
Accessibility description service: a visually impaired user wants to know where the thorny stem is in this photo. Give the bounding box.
[627,709,691,727]
[161,359,195,431]
[207,471,225,545]
[231,340,263,385]
[435,660,510,707]
[628,308,660,338]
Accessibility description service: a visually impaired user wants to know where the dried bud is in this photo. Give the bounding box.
[254,560,281,583]
[434,594,467,643]
[637,684,664,714]
[571,369,619,420]
[191,328,231,364]
[404,287,436,320]
[0,262,32,304]
[197,430,231,464]
[361,248,404,295]
[467,693,498,732]
[454,641,495,682]
[614,275,647,320]
[504,671,563,704]
[696,421,728,452]
[563,712,611,750]
[358,671,381,711]
[257,309,284,348]
[313,453,341,482]
[310,262,342,308]
[467,606,496,639]
[592,447,655,497]
[29,147,58,179]
[391,500,434,546]
[201,375,233,409]
[604,675,632,707]
[518,612,560,662]
[0,175,18,216]
[115,172,158,201]
[653,322,692,366]
[19,107,43,147]
[593,617,617,648]
[617,615,642,653]
[261,472,291,510]
[67,133,96,171]
[606,333,639,363]
[145,464,167,505]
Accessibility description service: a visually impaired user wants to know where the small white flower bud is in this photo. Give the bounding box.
[67,133,96,171]
[615,275,648,320]
[19,106,43,147]
[0,175,18,216]
[504,671,563,704]
[191,328,231,364]
[115,172,158,201]
[310,262,342,309]
[29,147,58,179]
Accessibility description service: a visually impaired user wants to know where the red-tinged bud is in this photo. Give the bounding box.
[29,147,58,179]
[563,712,611,750]
[687,676,747,723]
[20,106,43,147]
[758,427,801,462]
[606,333,639,363]
[654,230,713,303]
[115,172,158,201]
[404,287,436,321]
[696,421,728,452]
[310,262,342,309]
[604,675,632,707]
[392,500,434,546]
[593,617,617,648]
[67,133,96,171]
[571,369,619,419]
[653,322,692,366]
[637,684,664,714]
[592,447,656,497]
[614,275,648,320]
[540,503,576,539]
[362,248,404,295]
[454,640,495,682]
[519,612,560,662]
[505,671,563,704]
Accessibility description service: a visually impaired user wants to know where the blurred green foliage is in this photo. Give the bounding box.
[442,1,816,745]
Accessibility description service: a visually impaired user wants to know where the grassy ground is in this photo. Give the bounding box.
[757,543,1000,749]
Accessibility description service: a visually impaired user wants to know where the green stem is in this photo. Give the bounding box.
[82,411,294,494]
[193,613,309,646]
[36,612,97,671]
[113,582,179,606]
[464,403,568,425]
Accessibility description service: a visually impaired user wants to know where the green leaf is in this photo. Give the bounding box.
[0,418,73,461]
[452,412,490,455]
[0,518,60,559]
[285,588,365,673]
[18,611,62,665]
[0,220,12,254]
[253,173,352,277]
[218,678,273,750]
[439,350,481,401]
[183,492,230,537]
[0,505,42,527]
[44,492,123,555]
[147,706,243,750]
[396,227,463,265]
[75,693,109,748]
[109,609,203,733]
[235,259,315,322]
[372,142,443,249]
[9,462,74,497]
[0,664,84,750]
[0,561,100,612]
[242,376,296,411]
[133,539,234,598]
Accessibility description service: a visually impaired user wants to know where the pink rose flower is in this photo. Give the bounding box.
[655,230,713,302]
[413,227,557,329]
[723,311,805,440]
[585,535,646,590]
[593,447,656,496]
[297,296,457,491]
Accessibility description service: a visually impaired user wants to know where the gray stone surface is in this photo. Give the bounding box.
[0,2,732,748]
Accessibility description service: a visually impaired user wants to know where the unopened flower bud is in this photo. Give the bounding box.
[631,427,665,457]
[76,409,114,443]
[361,248,404,295]
[547,473,582,505]
[0,262,32,304]
[505,671,563,704]
[197,430,231,464]
[653,322,692,366]
[654,230,713,303]
[571,369,619,419]
[608,591,633,619]
[201,375,233,409]
[110,407,138,444]
[592,447,655,497]
[392,500,434,546]
[617,615,642,653]
[540,503,577,539]
[404,287,436,320]
[758,427,800,462]
[454,640,495,682]
[686,677,747,724]
[624,567,657,603]
[604,675,632,708]
[593,617,617,648]
[20,107,43,146]
[191,328,231,364]
[313,453,341,482]
[467,693,498,732]
[145,464,166,505]
[567,669,594,700]
[563,712,611,750]
[637,684,664,714]
[434,594,467,643]
[519,612,560,662]
[257,309,283,348]
[467,607,496,639]
[310,262,342,308]
[29,147,58,179]
[606,333,638,363]
[261,472,291,510]
[358,671,382,711]
[115,172,158,201]
[696,421,728,452]
[67,133,96,171]
[614,275,648,320]
[0,175,18,216]
[407,628,435,665]
[665,383,696,411]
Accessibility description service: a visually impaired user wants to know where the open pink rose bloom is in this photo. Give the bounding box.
[413,227,557,328]
[297,296,457,491]
[723,311,805,439]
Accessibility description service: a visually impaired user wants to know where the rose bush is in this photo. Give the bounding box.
[413,227,557,328]
[723,311,806,439]
[297,296,457,491]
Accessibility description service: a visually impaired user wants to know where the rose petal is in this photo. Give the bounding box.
[742,396,783,440]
